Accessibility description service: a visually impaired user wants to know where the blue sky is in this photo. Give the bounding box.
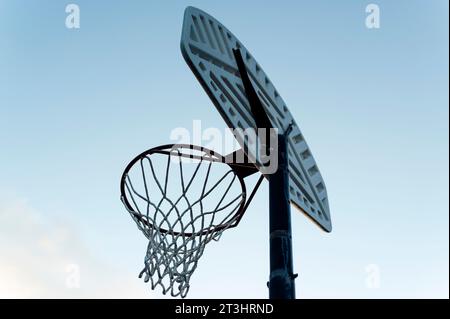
[0,0,448,298]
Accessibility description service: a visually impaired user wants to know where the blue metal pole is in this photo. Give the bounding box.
[268,133,296,299]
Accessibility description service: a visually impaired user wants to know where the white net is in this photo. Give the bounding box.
[121,145,246,297]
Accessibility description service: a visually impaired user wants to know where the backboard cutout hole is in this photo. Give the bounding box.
[293,134,304,144]
[316,182,325,193]
[301,149,311,160]
[308,165,319,176]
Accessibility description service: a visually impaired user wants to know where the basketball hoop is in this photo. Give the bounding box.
[120,144,262,297]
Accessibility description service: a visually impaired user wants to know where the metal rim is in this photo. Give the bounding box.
[120,144,247,237]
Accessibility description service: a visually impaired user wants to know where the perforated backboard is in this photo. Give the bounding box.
[181,7,332,232]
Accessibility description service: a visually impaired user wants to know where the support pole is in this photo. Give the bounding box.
[268,133,296,299]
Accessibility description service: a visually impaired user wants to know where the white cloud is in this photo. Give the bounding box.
[0,196,152,298]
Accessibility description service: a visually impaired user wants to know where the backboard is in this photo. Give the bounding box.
[180,7,331,232]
